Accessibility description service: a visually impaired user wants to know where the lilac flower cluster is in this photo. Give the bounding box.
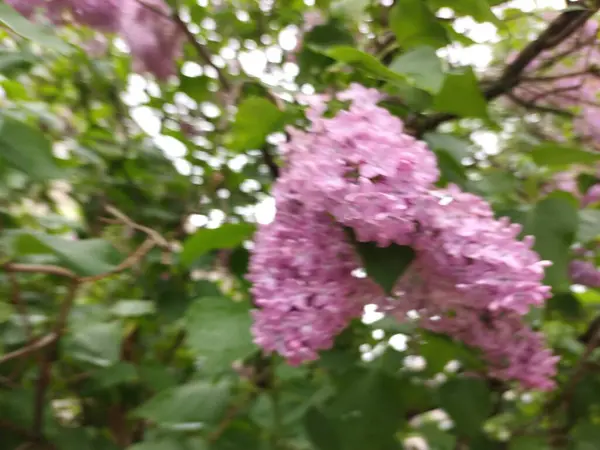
[569,260,600,288]
[249,83,559,389]
[7,0,183,79]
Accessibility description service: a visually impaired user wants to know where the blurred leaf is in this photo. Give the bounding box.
[418,423,456,450]
[572,422,600,450]
[324,46,406,83]
[0,3,70,52]
[521,193,578,290]
[134,380,230,428]
[92,362,138,390]
[420,332,484,374]
[390,0,449,49]
[348,228,416,294]
[110,300,156,318]
[17,233,121,276]
[66,322,122,367]
[529,144,600,169]
[304,408,342,450]
[546,293,583,320]
[185,297,256,370]
[439,377,492,438]
[306,368,406,450]
[128,437,208,450]
[331,0,369,19]
[424,132,471,161]
[435,149,467,187]
[229,97,284,151]
[390,46,444,93]
[433,69,488,119]
[508,436,549,449]
[0,49,36,75]
[180,223,255,267]
[577,209,600,243]
[0,115,63,180]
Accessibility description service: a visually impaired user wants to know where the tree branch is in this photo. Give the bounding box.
[506,93,575,117]
[32,281,79,439]
[170,6,231,91]
[0,334,57,366]
[410,2,600,135]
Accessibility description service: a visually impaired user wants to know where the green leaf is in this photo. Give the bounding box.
[390,0,449,49]
[128,437,208,450]
[418,423,456,450]
[229,97,284,151]
[521,193,578,289]
[91,362,138,390]
[306,369,406,450]
[435,149,467,187]
[349,229,416,294]
[508,436,549,450]
[423,132,471,162]
[420,332,484,374]
[438,377,492,438]
[185,297,256,370]
[134,380,230,428]
[16,233,121,276]
[577,209,600,243]
[572,422,600,450]
[433,68,488,119]
[0,3,70,53]
[331,0,369,19]
[546,293,583,320]
[390,46,444,93]
[304,408,342,450]
[0,50,36,76]
[66,322,122,367]
[180,223,255,267]
[0,116,63,180]
[324,46,406,83]
[110,300,156,318]
[529,144,600,169]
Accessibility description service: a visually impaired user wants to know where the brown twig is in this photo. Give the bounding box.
[0,334,57,366]
[261,146,280,179]
[506,93,575,117]
[8,272,34,342]
[410,2,600,135]
[170,10,231,91]
[32,281,79,439]
[207,392,257,443]
[3,263,76,279]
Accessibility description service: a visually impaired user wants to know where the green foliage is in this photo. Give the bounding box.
[521,192,579,290]
[0,1,599,449]
[348,228,416,294]
[389,46,444,93]
[185,297,256,370]
[181,223,255,267]
[529,143,600,169]
[0,115,63,180]
[229,97,285,152]
[433,68,488,118]
[438,377,493,438]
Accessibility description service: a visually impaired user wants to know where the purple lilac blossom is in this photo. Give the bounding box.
[6,0,183,80]
[247,193,383,365]
[569,260,600,288]
[249,83,558,389]
[582,183,600,207]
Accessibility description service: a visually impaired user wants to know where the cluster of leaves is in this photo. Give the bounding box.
[1,0,600,449]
